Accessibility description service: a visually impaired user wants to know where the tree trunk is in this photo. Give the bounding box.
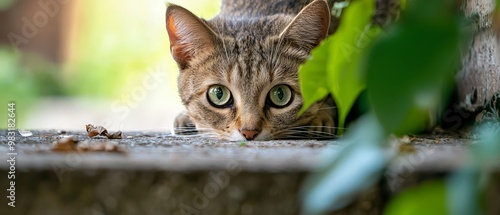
[456,0,500,114]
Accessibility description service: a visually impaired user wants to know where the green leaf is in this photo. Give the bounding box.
[385,180,448,215]
[447,166,481,215]
[302,114,387,214]
[471,123,500,166]
[446,123,500,215]
[299,0,379,131]
[298,47,331,116]
[400,0,407,10]
[366,0,461,134]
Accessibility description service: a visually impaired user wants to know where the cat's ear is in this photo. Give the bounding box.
[166,4,217,69]
[279,0,330,51]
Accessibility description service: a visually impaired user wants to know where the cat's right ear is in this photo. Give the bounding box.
[279,0,330,52]
[166,4,217,69]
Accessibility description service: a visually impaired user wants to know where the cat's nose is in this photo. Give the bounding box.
[240,129,260,140]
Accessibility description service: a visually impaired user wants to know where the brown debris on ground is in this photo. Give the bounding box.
[51,135,127,153]
[107,131,122,139]
[397,135,416,154]
[52,136,78,152]
[85,124,122,139]
[76,141,127,153]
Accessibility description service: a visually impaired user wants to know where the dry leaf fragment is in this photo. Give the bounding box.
[52,136,78,152]
[87,129,100,138]
[85,124,122,139]
[103,141,124,152]
[107,131,122,139]
[76,141,127,153]
[86,124,108,137]
[76,141,90,152]
[399,135,411,144]
[398,143,416,154]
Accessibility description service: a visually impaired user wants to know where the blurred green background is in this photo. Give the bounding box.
[0,0,219,131]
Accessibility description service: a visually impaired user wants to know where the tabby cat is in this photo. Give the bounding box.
[166,0,337,140]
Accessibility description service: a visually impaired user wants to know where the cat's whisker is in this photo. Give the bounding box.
[174,132,219,138]
[285,126,336,132]
[192,134,219,138]
[276,126,340,132]
[276,130,336,136]
[173,126,221,137]
[286,125,340,128]
[283,125,348,131]
[174,126,210,130]
[277,130,336,137]
[280,134,334,138]
[278,129,337,136]
[273,129,338,138]
[276,133,337,139]
[173,126,196,130]
[272,124,343,139]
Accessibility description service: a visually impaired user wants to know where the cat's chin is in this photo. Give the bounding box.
[225,129,272,141]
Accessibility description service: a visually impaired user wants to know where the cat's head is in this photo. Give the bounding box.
[166,0,334,140]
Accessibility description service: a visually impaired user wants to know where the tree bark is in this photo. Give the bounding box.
[456,0,500,113]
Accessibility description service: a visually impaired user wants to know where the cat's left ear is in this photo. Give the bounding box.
[166,4,218,70]
[279,0,330,51]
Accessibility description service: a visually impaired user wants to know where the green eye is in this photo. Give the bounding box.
[207,85,232,107]
[268,85,293,107]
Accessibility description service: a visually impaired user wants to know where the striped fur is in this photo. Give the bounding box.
[167,0,336,140]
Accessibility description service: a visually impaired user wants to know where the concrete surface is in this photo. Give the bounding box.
[0,130,497,215]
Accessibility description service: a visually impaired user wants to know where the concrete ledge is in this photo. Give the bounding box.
[0,130,496,214]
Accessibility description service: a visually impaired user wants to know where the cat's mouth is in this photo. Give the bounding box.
[226,129,272,141]
[223,127,336,141]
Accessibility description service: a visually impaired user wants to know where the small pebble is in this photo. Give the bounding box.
[18,130,33,137]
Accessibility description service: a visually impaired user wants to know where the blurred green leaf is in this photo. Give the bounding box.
[471,123,500,166]
[447,123,500,215]
[400,0,407,10]
[302,114,388,214]
[366,0,461,134]
[447,166,481,215]
[385,180,448,215]
[299,0,379,131]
